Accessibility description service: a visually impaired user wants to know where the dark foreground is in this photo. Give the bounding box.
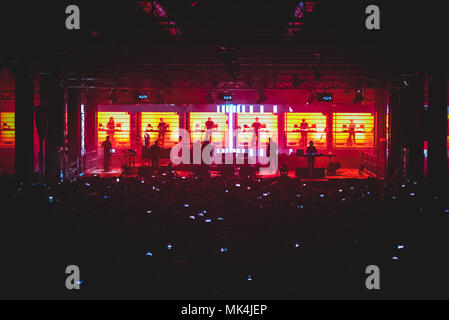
[0,173,448,299]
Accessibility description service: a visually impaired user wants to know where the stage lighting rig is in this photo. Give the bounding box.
[108,89,118,104]
[313,67,321,80]
[218,45,239,80]
[205,91,215,104]
[316,92,333,102]
[217,92,234,102]
[353,89,365,104]
[134,91,151,103]
[257,90,267,104]
[306,91,317,105]
[292,76,305,88]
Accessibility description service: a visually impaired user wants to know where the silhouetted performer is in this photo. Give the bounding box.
[306,141,318,176]
[144,133,151,149]
[158,118,169,147]
[205,117,215,142]
[145,124,153,132]
[252,117,262,149]
[149,141,161,169]
[347,119,356,146]
[106,117,116,140]
[300,119,309,147]
[280,164,289,177]
[101,136,113,172]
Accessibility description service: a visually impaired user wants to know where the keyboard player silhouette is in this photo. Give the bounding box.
[306,141,318,176]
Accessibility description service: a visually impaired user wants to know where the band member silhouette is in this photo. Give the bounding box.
[158,118,169,147]
[106,117,116,140]
[251,117,262,149]
[149,140,161,169]
[306,140,318,176]
[145,123,153,132]
[204,117,215,142]
[347,119,356,146]
[2,122,11,130]
[144,132,151,149]
[300,119,309,147]
[101,136,113,172]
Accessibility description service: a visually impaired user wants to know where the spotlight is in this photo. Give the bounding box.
[217,92,233,102]
[156,89,166,103]
[257,90,267,104]
[217,45,237,61]
[317,92,333,102]
[292,76,305,88]
[108,89,118,104]
[353,89,365,104]
[218,45,239,80]
[306,91,317,105]
[245,79,255,89]
[313,67,321,80]
[205,91,215,104]
[161,78,173,88]
[134,91,151,103]
[227,63,239,80]
[218,45,229,52]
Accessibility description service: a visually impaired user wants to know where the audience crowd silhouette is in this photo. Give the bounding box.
[0,172,448,299]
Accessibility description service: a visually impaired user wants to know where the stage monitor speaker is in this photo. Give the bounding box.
[295,167,325,178]
[296,149,305,157]
[239,166,257,178]
[220,166,235,177]
[326,162,341,175]
[138,167,155,177]
[192,166,210,178]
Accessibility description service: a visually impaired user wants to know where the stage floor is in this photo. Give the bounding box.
[85,162,376,181]
[86,149,381,181]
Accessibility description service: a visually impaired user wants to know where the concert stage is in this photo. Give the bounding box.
[84,151,378,181]
[82,103,383,182]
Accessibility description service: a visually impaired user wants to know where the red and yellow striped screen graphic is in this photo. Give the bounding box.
[0,112,15,148]
[97,112,131,150]
[236,114,278,150]
[285,113,327,149]
[333,113,375,149]
[189,113,229,148]
[141,112,179,148]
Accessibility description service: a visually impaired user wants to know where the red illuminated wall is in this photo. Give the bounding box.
[190,113,228,148]
[0,69,15,174]
[285,113,327,149]
[0,112,15,148]
[236,114,278,151]
[97,112,131,150]
[333,113,375,149]
[141,112,180,148]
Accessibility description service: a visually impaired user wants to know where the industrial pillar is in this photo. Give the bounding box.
[402,77,425,180]
[375,86,388,178]
[428,73,448,186]
[85,88,98,154]
[67,88,81,168]
[14,63,35,182]
[40,76,65,182]
[388,86,403,179]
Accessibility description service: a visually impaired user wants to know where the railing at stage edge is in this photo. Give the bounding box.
[361,151,379,177]
[60,150,99,181]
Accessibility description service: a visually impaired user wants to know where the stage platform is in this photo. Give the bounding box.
[84,149,379,181]
[85,162,376,181]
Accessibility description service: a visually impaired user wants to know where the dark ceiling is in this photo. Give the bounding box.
[0,1,447,89]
